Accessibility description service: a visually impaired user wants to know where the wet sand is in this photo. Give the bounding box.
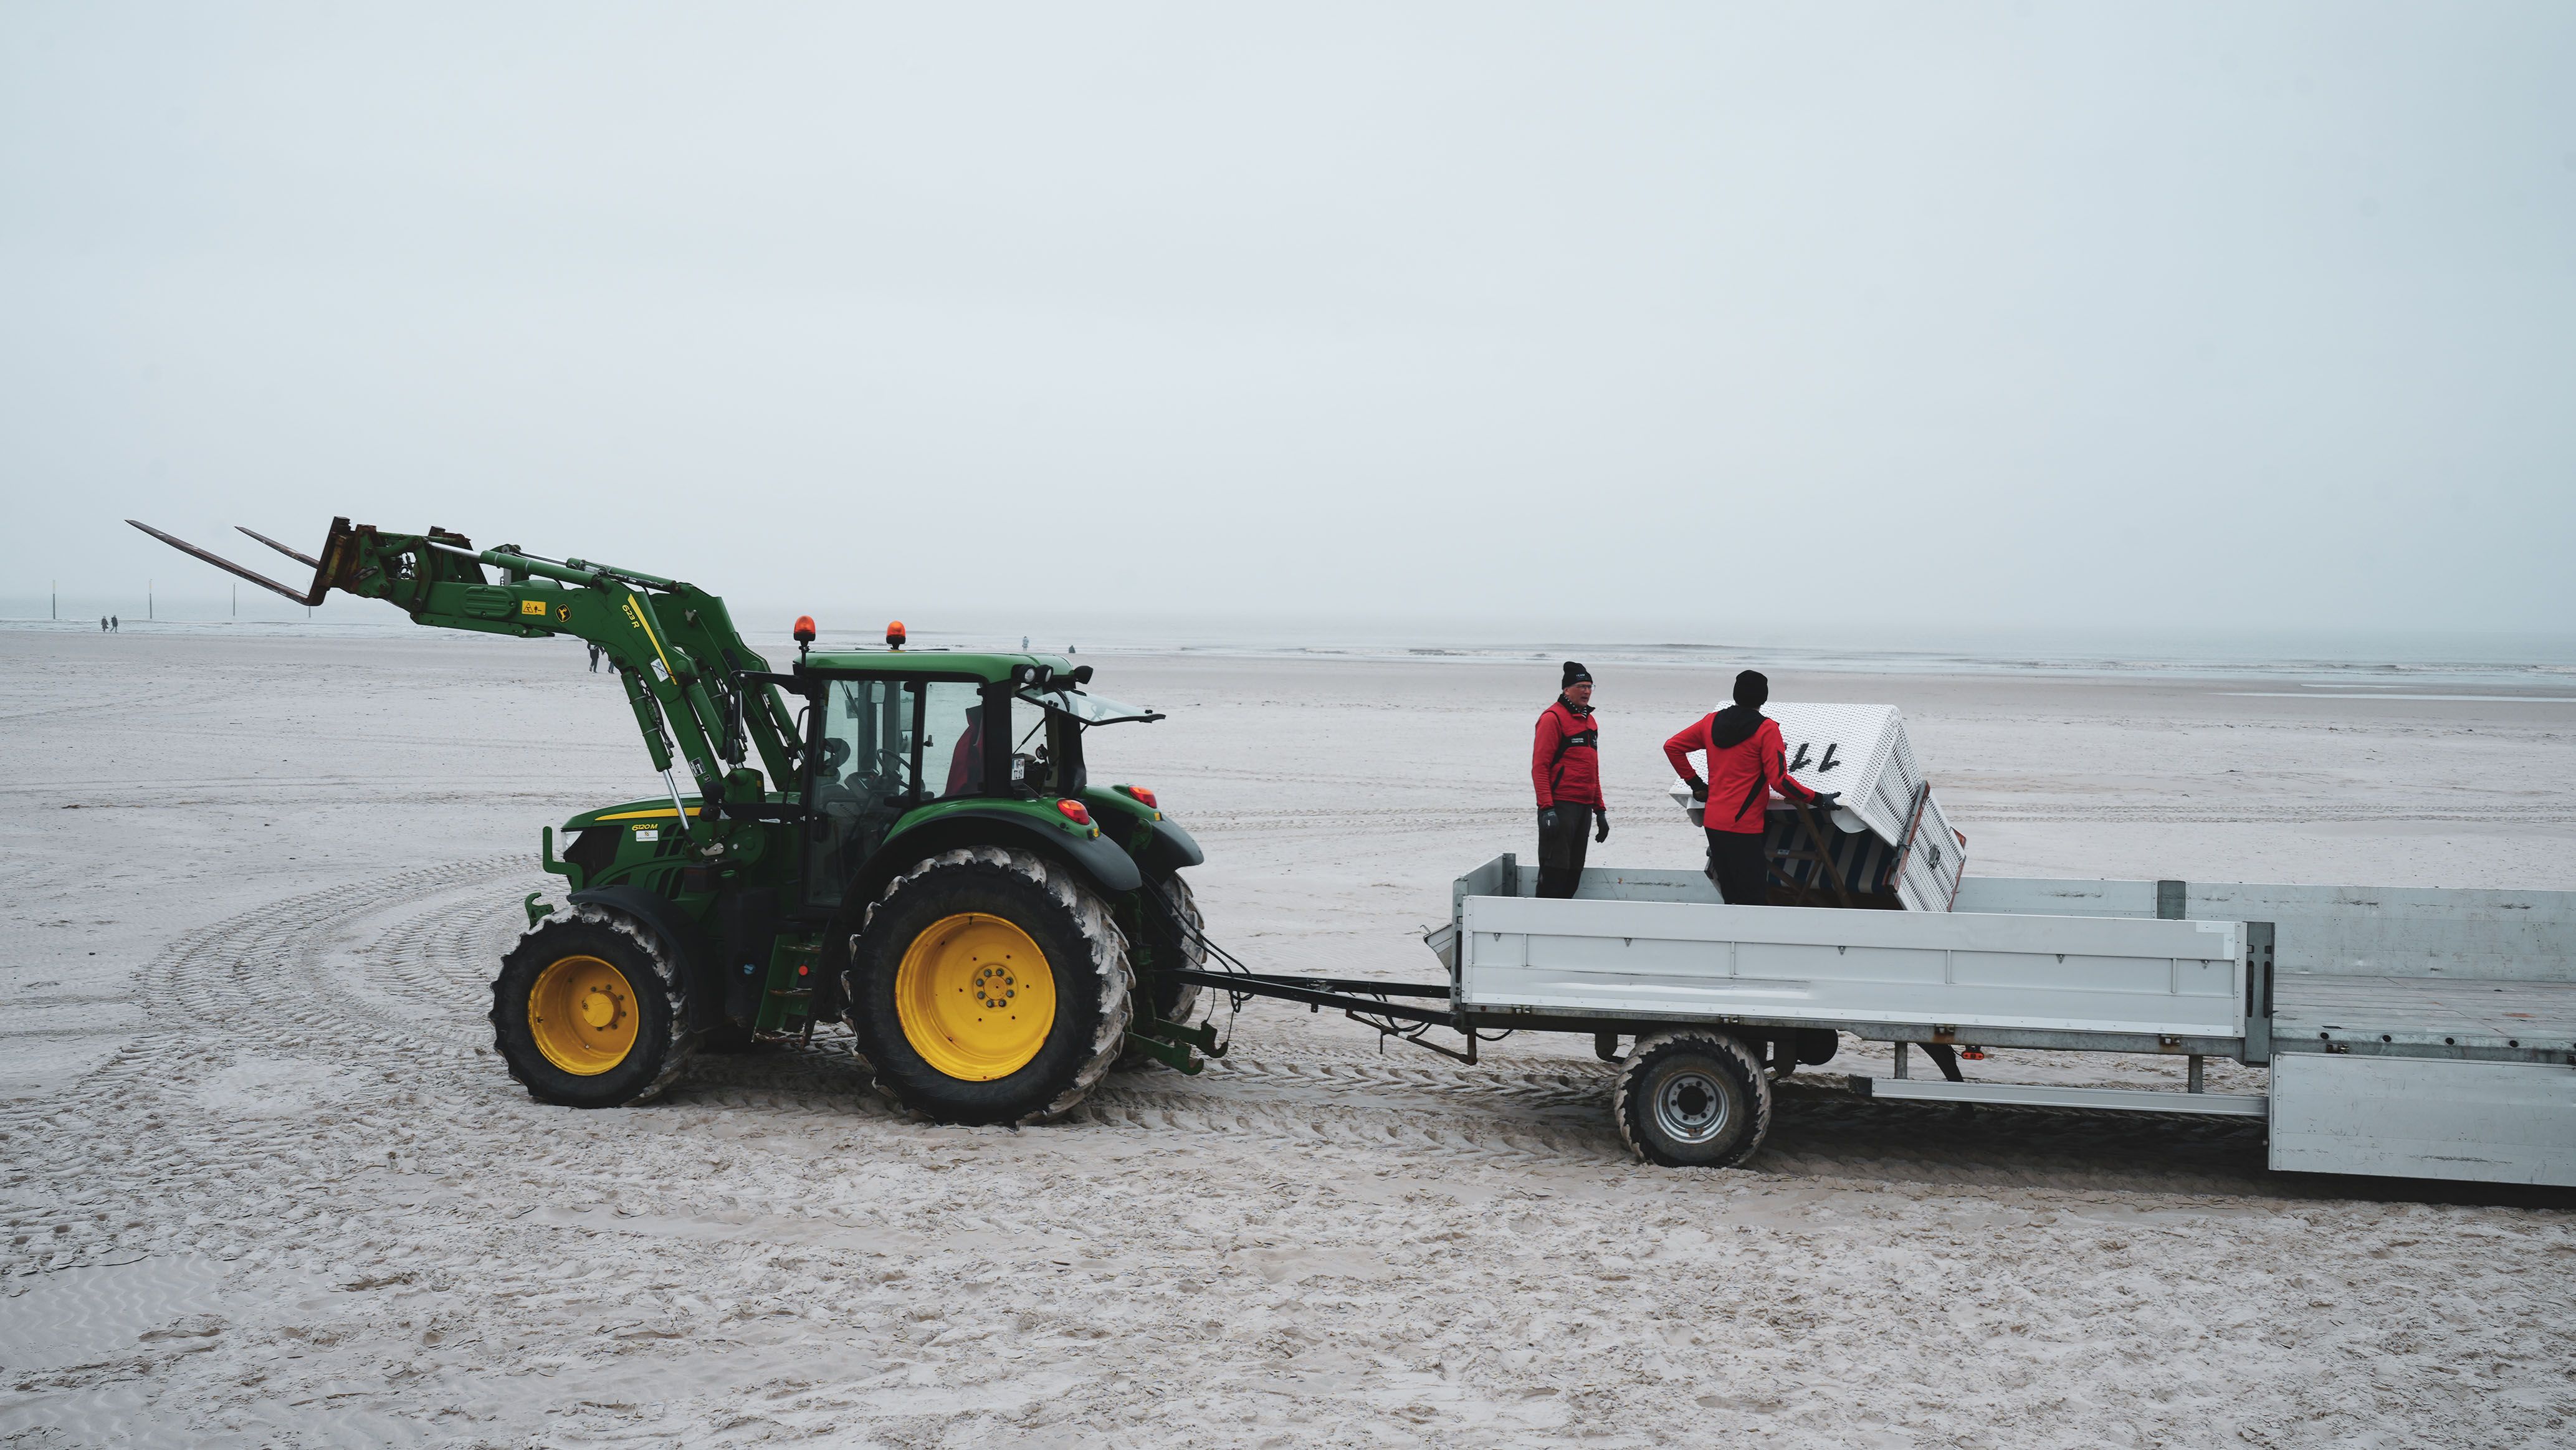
[3,628,2571,1445]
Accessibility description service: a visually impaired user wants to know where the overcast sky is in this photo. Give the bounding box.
[5,4,2572,647]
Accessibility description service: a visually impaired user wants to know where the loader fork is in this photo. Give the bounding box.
[126,518,342,607]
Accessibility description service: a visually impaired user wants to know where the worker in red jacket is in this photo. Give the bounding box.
[1663,670,1838,905]
[1532,661,1608,899]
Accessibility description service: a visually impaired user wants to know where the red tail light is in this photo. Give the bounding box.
[1055,799,1092,826]
[1117,785,1158,809]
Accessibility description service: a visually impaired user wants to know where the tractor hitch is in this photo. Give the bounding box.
[1122,1013,1226,1074]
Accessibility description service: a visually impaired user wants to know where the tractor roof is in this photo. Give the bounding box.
[799,649,1075,682]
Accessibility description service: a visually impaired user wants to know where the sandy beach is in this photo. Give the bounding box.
[3,626,2571,1446]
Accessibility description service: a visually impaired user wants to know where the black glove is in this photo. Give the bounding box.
[1808,791,1841,812]
[1538,807,1559,832]
[1593,808,1610,843]
[1687,779,1709,803]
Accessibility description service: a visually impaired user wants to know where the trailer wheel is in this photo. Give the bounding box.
[1613,1031,1772,1169]
[490,906,694,1108]
[847,847,1133,1125]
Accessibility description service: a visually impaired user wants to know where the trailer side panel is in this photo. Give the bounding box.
[1457,895,2244,1038]
[1958,877,2576,984]
[2269,1054,2576,1187]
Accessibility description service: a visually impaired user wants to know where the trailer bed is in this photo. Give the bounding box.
[1454,891,2247,1047]
[1413,855,2576,1186]
[2272,975,2576,1059]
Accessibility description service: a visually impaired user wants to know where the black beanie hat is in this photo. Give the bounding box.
[1561,661,1592,689]
[1732,669,1769,709]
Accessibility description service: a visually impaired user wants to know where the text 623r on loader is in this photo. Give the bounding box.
[133,517,1219,1123]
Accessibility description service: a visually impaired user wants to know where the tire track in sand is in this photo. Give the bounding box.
[87,864,1643,1182]
[59,861,2317,1203]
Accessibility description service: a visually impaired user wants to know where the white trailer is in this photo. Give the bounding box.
[1176,700,2570,1188]
[1413,858,2576,1184]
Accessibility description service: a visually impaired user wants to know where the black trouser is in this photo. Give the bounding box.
[1705,828,1771,905]
[1537,807,1592,899]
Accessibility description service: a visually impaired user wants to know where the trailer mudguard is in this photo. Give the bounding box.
[851,806,1145,906]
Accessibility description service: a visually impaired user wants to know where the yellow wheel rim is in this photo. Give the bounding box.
[894,913,1056,1081]
[527,954,641,1076]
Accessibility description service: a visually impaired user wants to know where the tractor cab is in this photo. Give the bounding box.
[794,652,1191,915]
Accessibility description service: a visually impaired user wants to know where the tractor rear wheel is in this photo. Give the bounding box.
[1143,874,1206,1026]
[1116,874,1207,1070]
[846,847,1132,1125]
[1613,1030,1772,1168]
[490,906,694,1108]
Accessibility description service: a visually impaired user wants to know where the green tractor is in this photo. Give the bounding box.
[132,517,1216,1123]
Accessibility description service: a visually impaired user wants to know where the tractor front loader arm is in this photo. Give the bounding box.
[129,517,804,841]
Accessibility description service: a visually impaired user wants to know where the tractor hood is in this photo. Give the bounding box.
[561,797,708,831]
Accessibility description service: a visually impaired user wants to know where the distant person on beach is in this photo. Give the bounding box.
[1664,670,1836,905]
[110,615,118,632]
[100,616,108,632]
[1532,661,1606,899]
[588,643,601,672]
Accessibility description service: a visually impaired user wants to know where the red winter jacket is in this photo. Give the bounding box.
[943,708,985,798]
[1532,699,1603,809]
[1664,708,1820,833]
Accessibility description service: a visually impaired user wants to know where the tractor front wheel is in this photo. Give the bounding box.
[490,907,694,1108]
[847,847,1133,1125]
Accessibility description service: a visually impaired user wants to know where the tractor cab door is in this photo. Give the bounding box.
[806,677,917,907]
[804,676,995,907]
[916,679,988,802]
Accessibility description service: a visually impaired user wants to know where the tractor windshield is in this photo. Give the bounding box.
[1018,688,1163,727]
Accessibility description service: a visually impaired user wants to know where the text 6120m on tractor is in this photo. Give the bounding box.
[133,517,1220,1124]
